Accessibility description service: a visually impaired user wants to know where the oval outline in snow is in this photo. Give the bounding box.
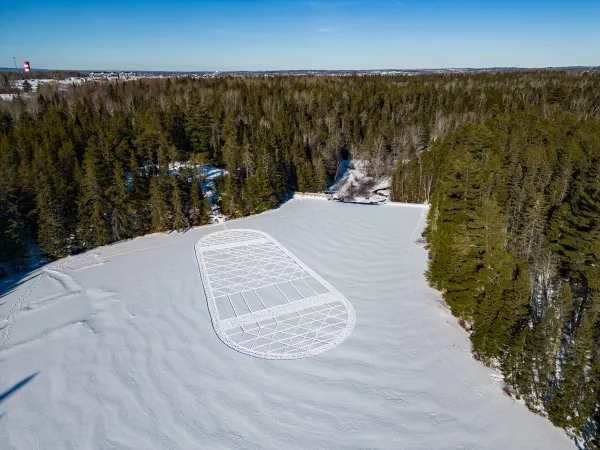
[195,229,355,359]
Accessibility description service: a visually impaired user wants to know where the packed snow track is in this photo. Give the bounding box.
[195,229,355,359]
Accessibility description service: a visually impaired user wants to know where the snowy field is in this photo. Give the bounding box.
[0,199,573,449]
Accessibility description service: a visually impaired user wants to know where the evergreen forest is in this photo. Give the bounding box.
[1,71,599,443]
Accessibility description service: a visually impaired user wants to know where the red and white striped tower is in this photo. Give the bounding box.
[23,61,31,72]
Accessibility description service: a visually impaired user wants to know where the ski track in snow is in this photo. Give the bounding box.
[402,207,485,398]
[0,272,45,350]
[0,199,575,449]
[0,238,190,353]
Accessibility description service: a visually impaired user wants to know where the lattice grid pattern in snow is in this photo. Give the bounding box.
[199,229,267,249]
[202,242,309,297]
[195,229,355,359]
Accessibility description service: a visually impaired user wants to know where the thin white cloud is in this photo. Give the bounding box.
[393,0,407,7]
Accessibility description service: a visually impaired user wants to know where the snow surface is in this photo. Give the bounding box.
[10,78,87,92]
[0,199,573,449]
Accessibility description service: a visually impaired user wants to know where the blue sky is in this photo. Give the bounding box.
[1,0,598,71]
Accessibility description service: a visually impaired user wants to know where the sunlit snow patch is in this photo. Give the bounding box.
[195,229,355,359]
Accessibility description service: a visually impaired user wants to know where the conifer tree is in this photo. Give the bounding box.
[244,163,275,214]
[108,160,131,241]
[297,160,317,192]
[148,173,172,232]
[189,169,210,226]
[547,313,597,430]
[126,150,148,234]
[185,98,212,158]
[36,184,71,258]
[315,158,328,191]
[0,189,28,265]
[77,146,111,249]
[171,175,186,231]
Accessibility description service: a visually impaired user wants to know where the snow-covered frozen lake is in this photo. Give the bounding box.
[0,199,573,449]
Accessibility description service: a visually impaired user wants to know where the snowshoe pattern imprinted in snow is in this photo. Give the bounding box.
[195,229,355,359]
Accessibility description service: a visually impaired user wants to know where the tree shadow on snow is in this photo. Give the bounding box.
[0,268,43,302]
[0,372,40,406]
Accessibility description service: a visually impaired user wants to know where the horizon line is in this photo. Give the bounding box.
[1,65,599,73]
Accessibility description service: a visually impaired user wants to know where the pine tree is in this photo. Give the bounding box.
[185,98,212,158]
[36,184,71,258]
[189,169,210,226]
[77,147,111,249]
[244,168,275,214]
[217,174,241,218]
[148,174,172,232]
[315,158,328,191]
[502,326,532,401]
[127,150,148,234]
[551,160,600,290]
[547,313,596,430]
[297,160,317,192]
[108,160,131,241]
[171,175,186,231]
[0,189,28,265]
[268,155,286,201]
